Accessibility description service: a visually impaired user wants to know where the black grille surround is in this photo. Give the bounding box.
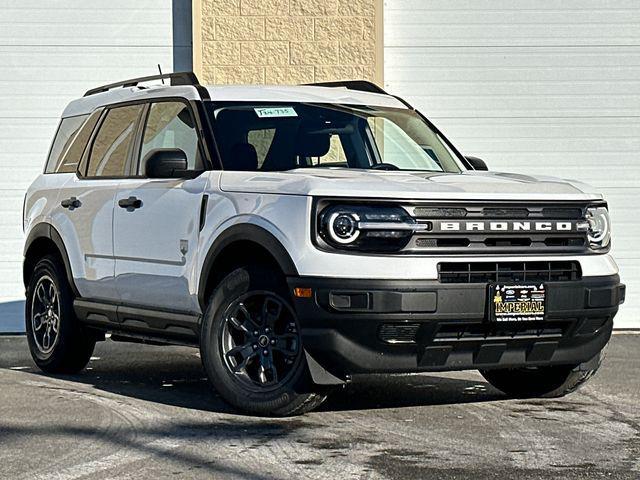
[406,202,594,255]
[313,199,608,255]
[438,261,582,284]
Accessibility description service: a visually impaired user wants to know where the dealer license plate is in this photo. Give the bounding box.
[489,284,546,322]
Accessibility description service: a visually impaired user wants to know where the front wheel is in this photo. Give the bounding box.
[480,351,605,398]
[200,265,327,416]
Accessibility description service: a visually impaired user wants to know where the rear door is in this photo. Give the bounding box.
[113,100,208,313]
[52,104,145,301]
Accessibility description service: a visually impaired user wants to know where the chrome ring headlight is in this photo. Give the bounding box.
[318,204,426,252]
[327,211,360,244]
[585,206,611,250]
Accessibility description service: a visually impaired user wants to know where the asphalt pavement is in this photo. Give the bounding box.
[0,334,638,480]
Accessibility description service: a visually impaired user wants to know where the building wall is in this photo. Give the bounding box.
[0,0,186,333]
[193,0,383,85]
[384,0,639,328]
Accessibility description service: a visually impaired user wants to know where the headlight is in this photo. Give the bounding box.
[583,206,611,250]
[318,204,430,252]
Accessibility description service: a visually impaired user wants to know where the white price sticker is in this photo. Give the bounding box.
[254,107,298,118]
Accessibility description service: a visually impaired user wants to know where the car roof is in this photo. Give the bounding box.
[61,83,407,118]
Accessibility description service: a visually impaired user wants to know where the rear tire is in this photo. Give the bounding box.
[25,255,95,374]
[200,265,327,416]
[480,350,605,398]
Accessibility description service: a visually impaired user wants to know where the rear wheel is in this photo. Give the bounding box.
[480,351,605,398]
[26,255,95,373]
[200,265,327,416]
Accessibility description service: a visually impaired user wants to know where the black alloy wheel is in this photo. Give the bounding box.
[221,291,301,391]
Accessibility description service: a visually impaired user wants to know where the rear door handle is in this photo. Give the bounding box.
[61,197,81,209]
[118,196,142,210]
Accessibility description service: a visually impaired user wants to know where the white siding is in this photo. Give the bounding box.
[385,0,640,328]
[0,0,179,330]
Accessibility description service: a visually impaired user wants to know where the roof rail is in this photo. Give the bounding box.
[303,80,388,96]
[83,71,200,97]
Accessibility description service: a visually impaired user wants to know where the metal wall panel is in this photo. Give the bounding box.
[0,1,185,330]
[385,0,639,328]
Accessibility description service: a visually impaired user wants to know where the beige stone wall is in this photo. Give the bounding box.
[192,0,383,86]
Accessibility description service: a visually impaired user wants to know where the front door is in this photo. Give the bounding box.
[113,100,208,313]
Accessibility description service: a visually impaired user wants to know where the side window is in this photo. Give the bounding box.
[45,115,88,173]
[139,102,201,175]
[57,110,102,173]
[86,104,143,178]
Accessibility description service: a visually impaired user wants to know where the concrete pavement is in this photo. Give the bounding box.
[0,334,638,479]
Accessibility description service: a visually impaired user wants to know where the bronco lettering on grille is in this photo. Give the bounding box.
[437,221,574,232]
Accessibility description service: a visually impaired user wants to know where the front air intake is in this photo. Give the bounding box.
[378,323,420,344]
[438,261,582,284]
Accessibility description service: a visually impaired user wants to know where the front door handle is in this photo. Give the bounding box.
[118,196,142,210]
[61,197,81,209]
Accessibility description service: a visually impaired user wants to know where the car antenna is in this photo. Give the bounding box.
[158,64,165,84]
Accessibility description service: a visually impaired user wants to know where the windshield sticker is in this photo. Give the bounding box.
[254,107,298,118]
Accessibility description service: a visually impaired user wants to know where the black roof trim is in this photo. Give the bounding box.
[84,72,201,97]
[303,80,389,96]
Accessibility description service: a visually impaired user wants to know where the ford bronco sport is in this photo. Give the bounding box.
[23,72,625,415]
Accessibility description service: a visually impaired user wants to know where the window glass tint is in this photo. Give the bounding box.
[247,129,275,168]
[211,104,461,173]
[57,110,101,173]
[139,102,201,175]
[45,115,88,173]
[316,135,348,166]
[367,117,443,171]
[87,105,143,177]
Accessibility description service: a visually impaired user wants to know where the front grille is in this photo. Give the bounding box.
[438,261,582,284]
[403,202,592,255]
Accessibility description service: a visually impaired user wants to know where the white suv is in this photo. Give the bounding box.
[23,72,625,415]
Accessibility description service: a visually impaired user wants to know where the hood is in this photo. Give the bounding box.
[219,169,602,201]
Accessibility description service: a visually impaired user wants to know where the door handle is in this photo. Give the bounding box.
[61,197,81,209]
[118,196,142,210]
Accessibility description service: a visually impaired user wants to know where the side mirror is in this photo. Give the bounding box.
[145,148,189,178]
[465,156,489,171]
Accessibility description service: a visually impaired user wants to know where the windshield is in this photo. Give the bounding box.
[209,103,463,173]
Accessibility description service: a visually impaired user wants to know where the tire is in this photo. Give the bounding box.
[480,349,606,399]
[200,265,327,416]
[25,255,95,374]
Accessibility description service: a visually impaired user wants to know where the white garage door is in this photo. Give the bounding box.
[0,0,190,331]
[385,0,639,328]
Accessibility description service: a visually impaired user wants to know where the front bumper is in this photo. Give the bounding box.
[288,274,625,379]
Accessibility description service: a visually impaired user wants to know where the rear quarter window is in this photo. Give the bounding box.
[45,110,101,174]
[45,115,88,173]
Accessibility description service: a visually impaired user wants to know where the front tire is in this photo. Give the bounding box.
[25,255,95,374]
[200,265,326,416]
[480,351,605,398]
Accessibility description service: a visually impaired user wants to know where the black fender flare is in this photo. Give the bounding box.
[197,223,298,309]
[23,222,79,296]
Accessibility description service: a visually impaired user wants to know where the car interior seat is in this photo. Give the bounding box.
[230,142,258,171]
